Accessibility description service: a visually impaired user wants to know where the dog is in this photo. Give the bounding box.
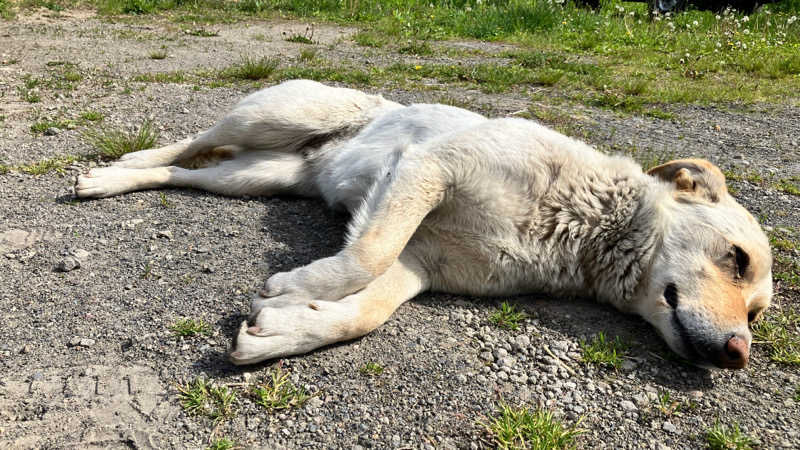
[75,80,772,369]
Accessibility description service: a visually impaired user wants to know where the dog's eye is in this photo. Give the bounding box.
[663,283,678,309]
[733,245,749,279]
[747,309,762,324]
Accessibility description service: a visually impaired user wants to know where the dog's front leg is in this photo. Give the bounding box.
[229,251,429,365]
[262,158,446,302]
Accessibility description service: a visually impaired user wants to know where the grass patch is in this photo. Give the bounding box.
[353,30,386,48]
[169,318,211,337]
[489,302,527,331]
[298,48,316,62]
[80,110,104,122]
[177,378,237,422]
[705,420,754,450]
[773,178,800,196]
[221,56,279,80]
[132,71,186,83]
[30,119,73,134]
[251,368,310,410]
[82,119,159,160]
[751,306,800,365]
[149,50,168,59]
[359,362,383,376]
[18,86,41,103]
[485,402,582,450]
[18,155,82,175]
[580,332,629,369]
[207,439,236,450]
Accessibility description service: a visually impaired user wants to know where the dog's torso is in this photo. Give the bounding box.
[308,104,660,308]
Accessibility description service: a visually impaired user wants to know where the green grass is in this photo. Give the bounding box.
[30,119,73,134]
[80,110,104,122]
[177,378,238,422]
[773,178,800,196]
[220,56,279,80]
[486,402,582,450]
[149,50,168,59]
[705,421,754,450]
[169,318,211,337]
[489,302,528,331]
[751,306,800,365]
[132,71,186,83]
[207,438,236,450]
[251,368,310,410]
[580,332,629,369]
[82,119,159,159]
[0,0,15,19]
[17,155,82,175]
[353,30,387,48]
[359,362,384,376]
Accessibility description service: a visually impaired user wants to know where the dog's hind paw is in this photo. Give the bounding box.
[75,167,148,198]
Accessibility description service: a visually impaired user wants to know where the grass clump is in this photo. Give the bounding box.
[82,119,159,160]
[773,178,800,196]
[579,332,628,369]
[486,402,582,450]
[751,306,800,365]
[359,362,384,376]
[177,378,237,422]
[80,110,104,122]
[149,50,168,60]
[251,368,310,410]
[221,56,279,80]
[489,302,527,331]
[18,155,82,175]
[207,438,237,450]
[705,420,754,450]
[170,318,211,337]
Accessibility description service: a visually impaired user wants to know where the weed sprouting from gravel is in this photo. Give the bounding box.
[222,56,279,80]
[489,302,528,331]
[149,50,168,59]
[177,378,238,422]
[751,306,800,365]
[18,155,82,175]
[251,368,310,410]
[207,438,237,450]
[486,402,582,450]
[159,192,171,208]
[359,362,383,376]
[170,318,211,337]
[795,386,800,402]
[580,332,629,369]
[705,420,754,450]
[80,110,104,122]
[773,178,800,196]
[82,119,159,160]
[298,48,316,62]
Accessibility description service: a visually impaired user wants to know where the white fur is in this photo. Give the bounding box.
[75,80,773,368]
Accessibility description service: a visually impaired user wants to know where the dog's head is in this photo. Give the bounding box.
[635,159,772,369]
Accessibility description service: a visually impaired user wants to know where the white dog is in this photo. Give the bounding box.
[75,80,772,368]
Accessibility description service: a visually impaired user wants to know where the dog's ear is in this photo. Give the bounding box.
[647,158,727,203]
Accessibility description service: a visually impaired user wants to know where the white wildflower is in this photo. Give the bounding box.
[692,20,698,26]
[742,15,749,23]
[743,29,750,34]
[789,16,797,25]
[715,14,721,20]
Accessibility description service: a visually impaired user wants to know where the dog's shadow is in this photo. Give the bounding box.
[188,194,711,390]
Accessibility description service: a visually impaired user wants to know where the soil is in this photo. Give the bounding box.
[1,9,798,450]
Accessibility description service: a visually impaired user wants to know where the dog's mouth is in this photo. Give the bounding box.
[670,311,748,369]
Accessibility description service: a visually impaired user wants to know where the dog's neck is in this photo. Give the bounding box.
[575,172,668,311]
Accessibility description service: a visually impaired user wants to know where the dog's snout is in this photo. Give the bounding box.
[714,335,749,369]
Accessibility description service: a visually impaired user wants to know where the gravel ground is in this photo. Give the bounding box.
[1,10,799,449]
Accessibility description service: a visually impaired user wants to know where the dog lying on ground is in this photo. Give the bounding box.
[75,80,772,369]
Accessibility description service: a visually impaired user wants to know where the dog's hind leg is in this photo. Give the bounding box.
[114,80,401,169]
[230,250,429,365]
[76,151,312,198]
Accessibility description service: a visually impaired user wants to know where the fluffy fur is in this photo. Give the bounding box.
[75,80,773,369]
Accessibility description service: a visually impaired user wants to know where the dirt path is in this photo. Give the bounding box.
[1,10,798,449]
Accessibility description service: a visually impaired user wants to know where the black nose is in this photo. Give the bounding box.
[713,336,749,369]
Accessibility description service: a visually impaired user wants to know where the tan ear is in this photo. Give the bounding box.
[647,158,727,203]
